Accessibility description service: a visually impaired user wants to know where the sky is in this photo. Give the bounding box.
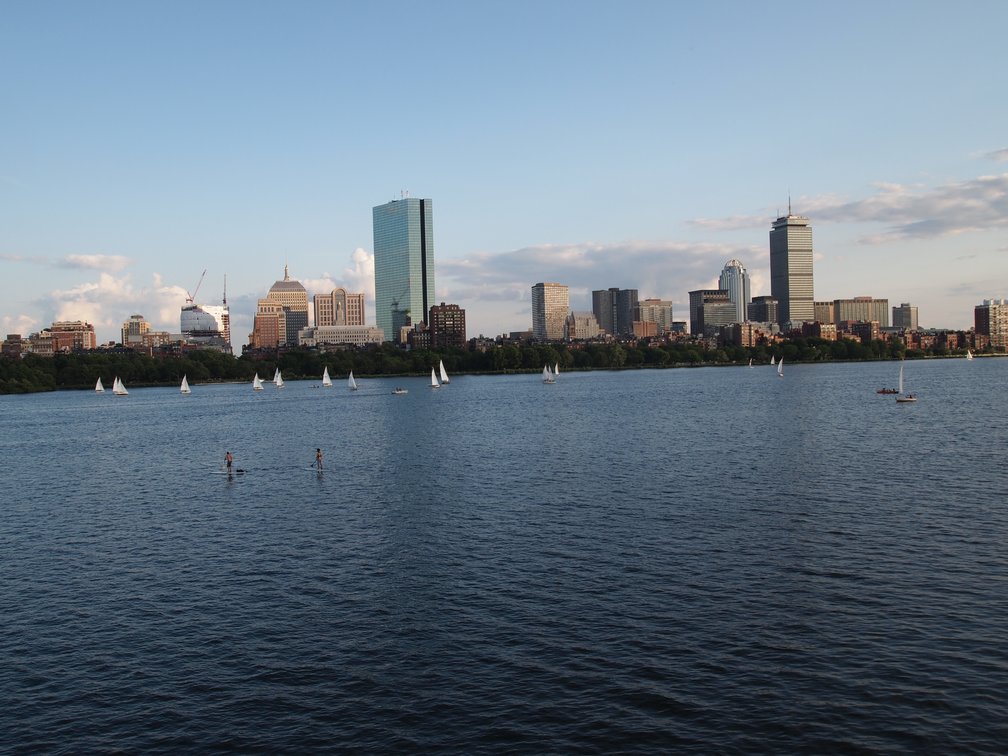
[2,0,1007,345]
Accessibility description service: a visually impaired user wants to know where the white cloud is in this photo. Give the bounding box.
[58,254,133,271]
[1,313,38,335]
[47,273,189,341]
[985,148,1008,163]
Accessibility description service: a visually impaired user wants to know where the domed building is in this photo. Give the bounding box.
[251,266,309,348]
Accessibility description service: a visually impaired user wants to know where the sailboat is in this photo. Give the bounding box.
[321,367,333,387]
[777,358,784,378]
[180,375,191,394]
[430,368,441,388]
[439,360,450,384]
[95,377,105,393]
[274,369,284,389]
[896,362,917,402]
[966,349,974,360]
[748,358,753,368]
[253,373,264,391]
[554,362,560,378]
[770,355,776,366]
[542,364,555,384]
[348,371,358,391]
[112,377,128,396]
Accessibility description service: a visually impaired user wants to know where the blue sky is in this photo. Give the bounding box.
[2,0,1006,344]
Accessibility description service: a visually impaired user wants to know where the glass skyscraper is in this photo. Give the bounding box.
[372,198,435,342]
[769,212,815,327]
[718,259,750,324]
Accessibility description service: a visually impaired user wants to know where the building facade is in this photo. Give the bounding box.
[249,267,308,348]
[428,302,466,349]
[769,212,815,327]
[975,298,1007,350]
[718,259,751,324]
[688,289,734,337]
[373,198,435,342]
[531,282,569,341]
[636,298,675,334]
[298,326,384,348]
[835,297,889,327]
[314,288,365,327]
[565,311,602,341]
[747,295,779,326]
[893,302,919,331]
[49,321,97,351]
[121,314,151,345]
[591,288,639,337]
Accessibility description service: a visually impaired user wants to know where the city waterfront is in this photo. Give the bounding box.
[2,359,1007,752]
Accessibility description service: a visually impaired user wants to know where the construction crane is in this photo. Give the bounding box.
[185,269,207,305]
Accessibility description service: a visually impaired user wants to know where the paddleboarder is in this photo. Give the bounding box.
[225,450,233,474]
[315,448,323,471]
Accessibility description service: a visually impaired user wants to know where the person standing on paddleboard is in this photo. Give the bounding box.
[225,450,233,474]
[315,448,323,471]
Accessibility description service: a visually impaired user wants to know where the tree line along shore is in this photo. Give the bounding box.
[0,337,985,395]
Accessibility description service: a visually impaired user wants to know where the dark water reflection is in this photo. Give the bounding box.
[2,359,1007,752]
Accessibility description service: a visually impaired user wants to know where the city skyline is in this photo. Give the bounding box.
[2,2,1007,343]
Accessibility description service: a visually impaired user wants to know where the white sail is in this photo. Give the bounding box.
[542,364,555,383]
[770,355,776,365]
[348,371,358,391]
[748,358,753,368]
[439,360,450,384]
[273,367,279,382]
[180,375,191,394]
[966,349,974,360]
[112,377,128,396]
[431,368,440,388]
[554,362,560,377]
[322,367,332,387]
[253,373,264,391]
[95,377,105,393]
[275,370,284,389]
[898,364,904,394]
[777,358,784,378]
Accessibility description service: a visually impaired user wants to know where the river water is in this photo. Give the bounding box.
[2,359,1007,752]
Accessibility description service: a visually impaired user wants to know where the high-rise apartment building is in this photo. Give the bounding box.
[718,259,751,324]
[373,198,435,342]
[429,302,466,349]
[314,288,365,327]
[636,298,675,334]
[121,314,151,345]
[688,289,734,337]
[975,298,1007,350]
[49,321,97,351]
[770,211,815,327]
[592,288,639,337]
[531,282,569,341]
[893,302,919,331]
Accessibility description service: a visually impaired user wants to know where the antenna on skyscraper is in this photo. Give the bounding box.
[788,191,792,216]
[223,274,227,306]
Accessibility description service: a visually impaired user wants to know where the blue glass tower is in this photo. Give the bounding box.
[372,198,435,342]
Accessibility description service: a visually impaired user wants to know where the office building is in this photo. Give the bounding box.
[250,266,308,348]
[314,288,365,327]
[298,326,384,348]
[373,197,435,342]
[532,282,569,341]
[747,295,779,326]
[975,298,1007,350]
[769,211,815,326]
[718,259,751,324]
[835,297,889,327]
[592,288,639,337]
[429,302,467,349]
[688,289,735,337]
[814,301,835,324]
[893,303,919,331]
[636,299,675,334]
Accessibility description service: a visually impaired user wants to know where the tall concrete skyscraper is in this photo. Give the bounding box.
[769,210,815,327]
[372,198,435,342]
[531,282,569,341]
[718,259,751,324]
